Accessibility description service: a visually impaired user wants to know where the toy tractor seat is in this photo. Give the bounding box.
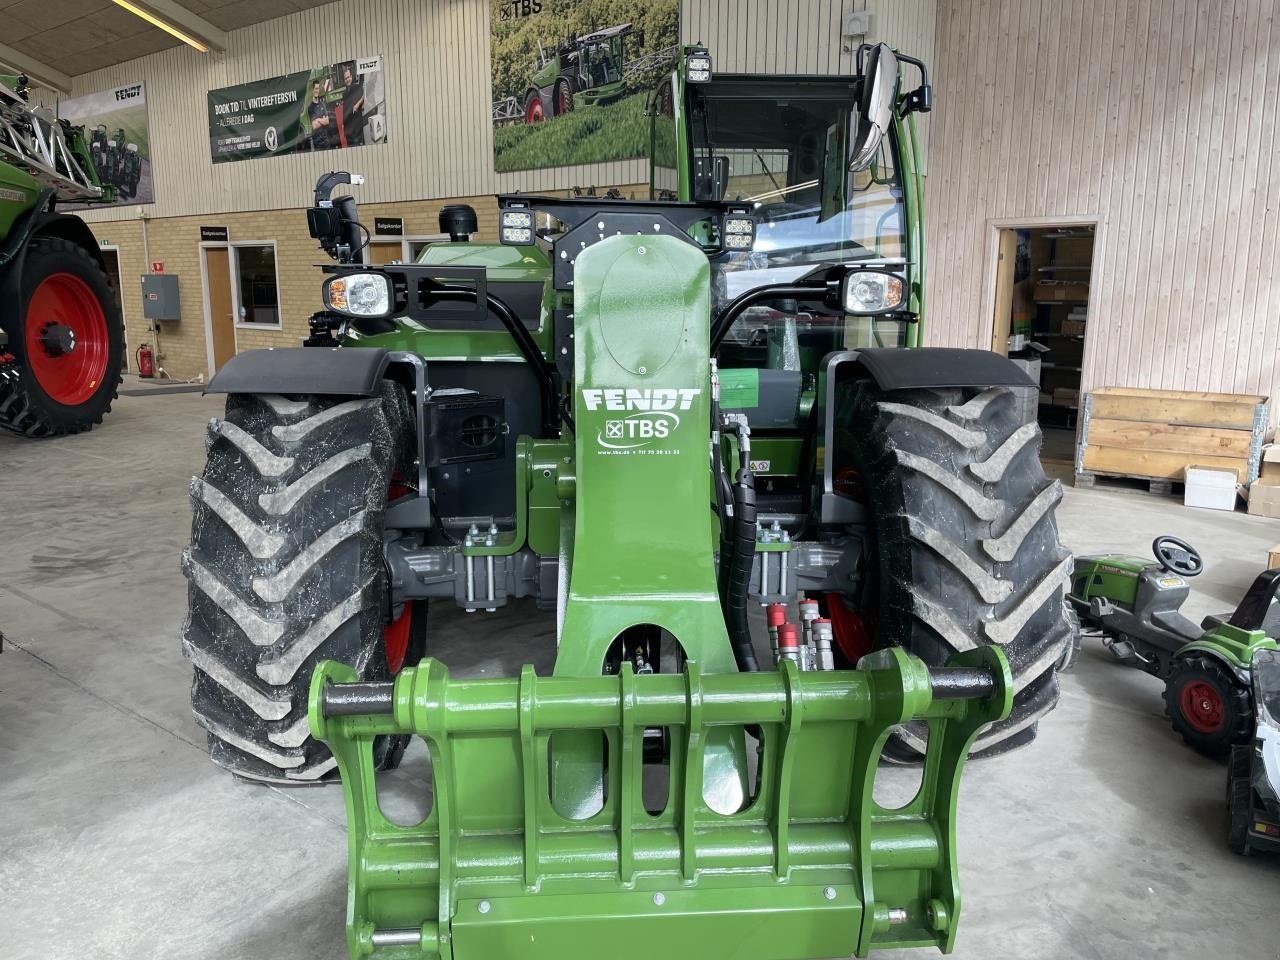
[1218,569,1280,635]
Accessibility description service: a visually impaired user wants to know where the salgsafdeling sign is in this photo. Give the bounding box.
[207,57,387,163]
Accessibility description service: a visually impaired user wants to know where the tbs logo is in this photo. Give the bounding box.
[584,387,700,450]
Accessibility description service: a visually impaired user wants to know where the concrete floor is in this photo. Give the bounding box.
[2,389,1278,960]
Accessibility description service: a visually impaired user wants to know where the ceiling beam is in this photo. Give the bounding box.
[0,41,72,94]
[111,0,229,54]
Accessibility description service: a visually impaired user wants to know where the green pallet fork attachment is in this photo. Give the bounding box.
[311,646,1012,960]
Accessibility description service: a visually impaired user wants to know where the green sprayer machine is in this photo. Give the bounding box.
[183,45,1075,957]
[0,75,123,436]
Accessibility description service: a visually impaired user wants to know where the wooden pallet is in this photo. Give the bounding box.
[1073,471,1177,496]
[1075,386,1268,488]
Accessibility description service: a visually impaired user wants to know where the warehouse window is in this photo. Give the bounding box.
[233,243,281,327]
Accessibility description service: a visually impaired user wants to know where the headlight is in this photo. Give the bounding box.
[500,207,534,245]
[325,273,391,317]
[842,269,905,315]
[686,49,712,83]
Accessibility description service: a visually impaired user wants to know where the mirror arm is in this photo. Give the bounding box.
[894,51,933,115]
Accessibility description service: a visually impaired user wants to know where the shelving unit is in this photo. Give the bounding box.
[1027,228,1094,429]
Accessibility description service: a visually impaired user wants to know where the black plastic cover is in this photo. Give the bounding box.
[206,347,390,396]
[849,347,1037,390]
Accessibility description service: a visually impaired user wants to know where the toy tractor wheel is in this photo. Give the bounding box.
[524,92,545,123]
[182,382,426,782]
[0,237,123,437]
[843,383,1077,759]
[555,78,574,116]
[1227,745,1254,855]
[1163,655,1251,756]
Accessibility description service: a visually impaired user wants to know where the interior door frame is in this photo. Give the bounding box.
[98,243,127,370]
[370,233,449,262]
[199,241,234,375]
[978,214,1101,374]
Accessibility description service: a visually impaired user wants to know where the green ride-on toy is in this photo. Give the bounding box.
[1227,646,1280,855]
[1070,536,1280,756]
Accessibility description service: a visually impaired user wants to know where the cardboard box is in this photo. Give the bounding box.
[1248,481,1280,518]
[1268,544,1280,570]
[1258,445,1280,485]
[1186,465,1240,511]
[1061,319,1087,336]
[1034,282,1088,302]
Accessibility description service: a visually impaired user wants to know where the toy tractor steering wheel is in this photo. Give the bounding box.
[1153,535,1204,577]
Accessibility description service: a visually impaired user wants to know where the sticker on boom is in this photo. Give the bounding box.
[583,387,701,454]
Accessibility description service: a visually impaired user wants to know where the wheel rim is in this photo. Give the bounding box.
[23,272,109,406]
[384,601,413,673]
[526,97,544,122]
[1180,680,1225,733]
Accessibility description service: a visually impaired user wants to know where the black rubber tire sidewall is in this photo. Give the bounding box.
[1164,655,1251,757]
[841,383,1075,760]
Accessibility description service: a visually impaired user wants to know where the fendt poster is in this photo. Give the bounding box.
[59,81,153,208]
[208,57,387,163]
[490,0,679,173]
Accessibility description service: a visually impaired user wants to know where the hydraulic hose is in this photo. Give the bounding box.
[719,414,759,673]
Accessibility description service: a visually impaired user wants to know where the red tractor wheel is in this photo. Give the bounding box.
[0,237,123,437]
[1163,655,1251,756]
[23,273,110,406]
[525,93,545,123]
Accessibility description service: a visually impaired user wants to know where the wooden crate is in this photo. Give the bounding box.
[1075,386,1268,486]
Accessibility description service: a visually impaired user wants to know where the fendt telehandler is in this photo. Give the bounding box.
[183,44,1074,957]
[0,75,124,436]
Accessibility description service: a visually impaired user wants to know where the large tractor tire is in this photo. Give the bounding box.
[0,237,123,437]
[181,382,426,783]
[845,384,1076,759]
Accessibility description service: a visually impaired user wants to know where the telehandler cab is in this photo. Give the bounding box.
[182,44,1075,957]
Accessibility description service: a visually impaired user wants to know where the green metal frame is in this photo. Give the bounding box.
[310,645,1011,960]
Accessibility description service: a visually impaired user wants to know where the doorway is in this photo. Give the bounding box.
[203,246,236,371]
[989,223,1096,465]
[367,235,447,265]
[99,245,128,372]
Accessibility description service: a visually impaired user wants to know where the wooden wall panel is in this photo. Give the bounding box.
[27,1,939,225]
[927,0,1280,404]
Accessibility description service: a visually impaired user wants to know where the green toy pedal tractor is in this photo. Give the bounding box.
[1227,646,1280,855]
[1070,536,1280,755]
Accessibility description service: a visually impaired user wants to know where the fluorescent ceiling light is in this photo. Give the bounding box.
[110,0,213,53]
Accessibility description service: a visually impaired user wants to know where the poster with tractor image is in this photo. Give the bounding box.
[491,0,679,172]
[207,57,387,163]
[58,81,152,208]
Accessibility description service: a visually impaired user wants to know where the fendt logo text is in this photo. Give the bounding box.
[583,388,701,452]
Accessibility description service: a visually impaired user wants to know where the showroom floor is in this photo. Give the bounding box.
[2,389,1278,960]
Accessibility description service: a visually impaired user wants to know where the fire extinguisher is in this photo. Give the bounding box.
[136,343,155,379]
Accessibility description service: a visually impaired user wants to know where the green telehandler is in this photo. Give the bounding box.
[0,75,124,437]
[183,44,1074,957]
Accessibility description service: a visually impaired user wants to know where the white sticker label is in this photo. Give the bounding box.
[749,459,771,472]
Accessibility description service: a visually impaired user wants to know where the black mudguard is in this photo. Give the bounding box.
[206,347,392,396]
[839,347,1036,390]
